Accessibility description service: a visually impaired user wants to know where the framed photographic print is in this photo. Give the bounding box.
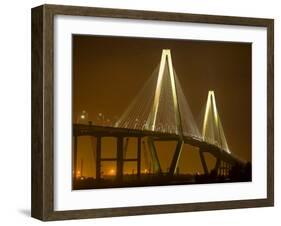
[31,4,274,221]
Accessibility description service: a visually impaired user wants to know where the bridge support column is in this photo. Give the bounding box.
[137,137,141,178]
[147,137,161,174]
[214,158,221,176]
[199,149,208,175]
[96,136,101,180]
[169,139,183,176]
[227,163,231,176]
[73,135,78,180]
[226,163,230,176]
[117,137,124,181]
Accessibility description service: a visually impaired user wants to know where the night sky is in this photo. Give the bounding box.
[72,35,251,178]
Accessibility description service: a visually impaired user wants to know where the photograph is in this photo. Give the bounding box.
[72,35,252,190]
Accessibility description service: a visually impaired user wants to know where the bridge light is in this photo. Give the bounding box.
[77,110,89,124]
[109,169,115,175]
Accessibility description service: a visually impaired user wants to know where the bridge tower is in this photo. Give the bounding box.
[145,49,185,175]
[202,90,230,153]
[200,90,231,175]
[146,49,184,137]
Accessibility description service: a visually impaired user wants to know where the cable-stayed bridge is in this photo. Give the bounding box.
[73,49,245,184]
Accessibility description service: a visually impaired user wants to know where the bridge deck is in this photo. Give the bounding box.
[73,124,244,165]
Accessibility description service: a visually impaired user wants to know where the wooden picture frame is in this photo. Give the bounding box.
[31,4,274,221]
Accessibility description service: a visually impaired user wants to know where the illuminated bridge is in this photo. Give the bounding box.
[73,49,245,183]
